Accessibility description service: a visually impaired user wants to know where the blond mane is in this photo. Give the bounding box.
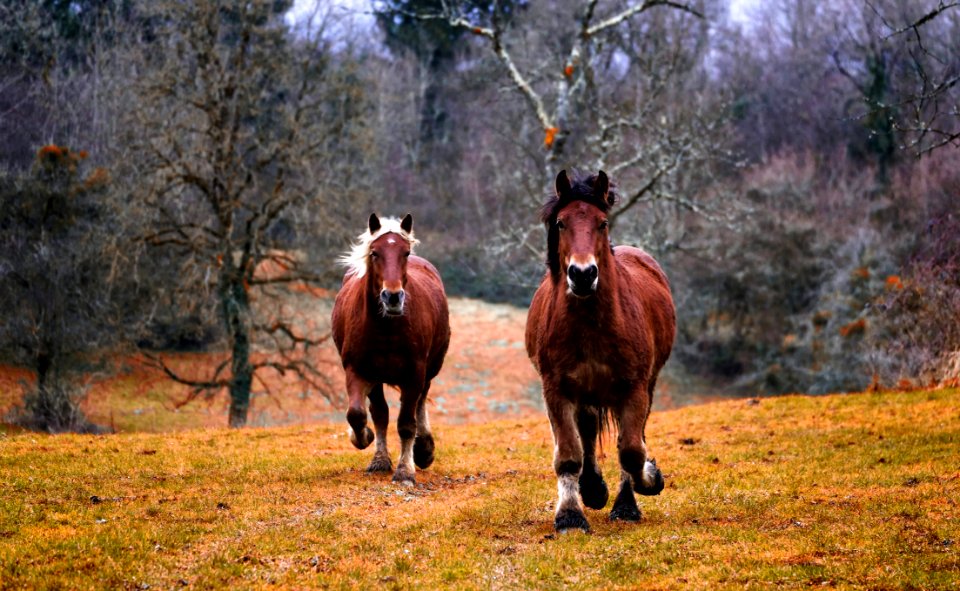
[339,217,419,279]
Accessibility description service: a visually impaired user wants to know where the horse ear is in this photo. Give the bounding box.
[595,170,611,205]
[556,170,571,197]
[400,213,413,234]
[368,213,381,234]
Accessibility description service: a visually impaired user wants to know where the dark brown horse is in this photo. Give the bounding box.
[332,213,450,486]
[525,170,676,531]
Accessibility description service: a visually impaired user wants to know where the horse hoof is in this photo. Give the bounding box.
[366,455,393,473]
[413,435,435,469]
[579,470,609,510]
[392,471,416,487]
[555,508,590,533]
[634,460,664,496]
[350,426,374,450]
[609,503,641,522]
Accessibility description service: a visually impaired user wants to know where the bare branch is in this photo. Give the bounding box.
[882,1,959,39]
[586,0,704,37]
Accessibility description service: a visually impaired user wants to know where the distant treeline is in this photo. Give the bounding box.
[0,0,957,431]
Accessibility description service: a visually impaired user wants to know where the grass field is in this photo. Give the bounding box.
[2,388,958,589]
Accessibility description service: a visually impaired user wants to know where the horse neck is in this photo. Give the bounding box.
[359,270,381,321]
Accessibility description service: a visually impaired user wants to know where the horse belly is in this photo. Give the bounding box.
[561,359,632,405]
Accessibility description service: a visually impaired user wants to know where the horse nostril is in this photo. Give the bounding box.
[381,290,403,307]
[567,264,598,284]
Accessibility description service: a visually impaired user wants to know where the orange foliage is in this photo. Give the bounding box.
[885,275,904,290]
[839,318,866,338]
[564,64,574,78]
[472,27,483,34]
[38,144,64,160]
[83,167,109,189]
[544,127,559,148]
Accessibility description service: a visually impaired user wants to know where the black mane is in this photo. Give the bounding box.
[541,170,618,278]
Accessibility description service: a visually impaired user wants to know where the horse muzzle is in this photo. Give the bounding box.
[379,289,406,315]
[566,263,598,297]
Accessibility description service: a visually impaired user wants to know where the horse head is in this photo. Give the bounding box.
[365,213,415,316]
[543,170,616,298]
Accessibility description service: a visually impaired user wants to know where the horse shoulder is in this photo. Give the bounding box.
[332,273,364,354]
[524,276,551,371]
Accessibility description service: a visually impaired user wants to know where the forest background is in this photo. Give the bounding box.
[0,0,957,432]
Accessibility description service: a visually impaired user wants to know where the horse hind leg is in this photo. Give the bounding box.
[413,383,435,469]
[610,469,641,521]
[366,384,392,473]
[577,406,609,510]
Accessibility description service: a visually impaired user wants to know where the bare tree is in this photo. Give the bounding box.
[375,0,736,295]
[133,0,377,427]
[867,0,960,155]
[391,1,727,197]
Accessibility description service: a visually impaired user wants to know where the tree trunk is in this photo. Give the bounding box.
[223,278,253,428]
[36,349,52,395]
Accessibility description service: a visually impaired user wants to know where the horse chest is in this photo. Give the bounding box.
[348,328,424,384]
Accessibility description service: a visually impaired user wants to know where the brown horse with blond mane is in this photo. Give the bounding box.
[332,213,450,486]
[526,170,676,532]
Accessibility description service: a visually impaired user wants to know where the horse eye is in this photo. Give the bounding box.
[599,220,609,230]
[370,251,378,259]
[556,220,565,230]
[404,252,410,258]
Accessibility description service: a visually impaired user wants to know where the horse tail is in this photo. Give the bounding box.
[597,405,614,454]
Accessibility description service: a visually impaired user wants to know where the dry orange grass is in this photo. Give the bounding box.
[2,388,958,589]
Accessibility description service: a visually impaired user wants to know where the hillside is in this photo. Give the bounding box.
[0,297,716,434]
[2,388,958,589]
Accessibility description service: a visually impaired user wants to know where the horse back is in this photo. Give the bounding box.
[614,245,676,372]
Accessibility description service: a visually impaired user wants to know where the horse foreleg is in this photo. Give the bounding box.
[391,385,420,487]
[366,384,392,472]
[345,369,374,450]
[546,392,589,532]
[413,383,435,469]
[610,396,664,521]
[577,406,609,510]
